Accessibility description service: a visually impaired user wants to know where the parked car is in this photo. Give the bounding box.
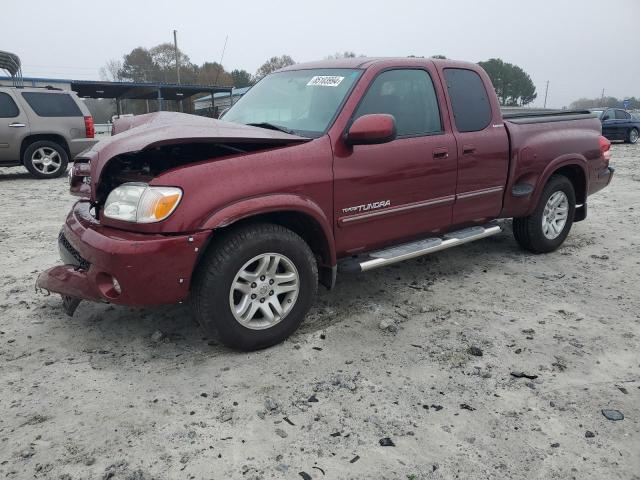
[37,58,614,350]
[0,86,97,178]
[589,107,640,144]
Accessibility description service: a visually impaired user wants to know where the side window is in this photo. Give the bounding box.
[0,92,19,118]
[353,69,442,137]
[21,92,82,117]
[443,68,492,132]
[615,109,630,119]
[602,109,614,120]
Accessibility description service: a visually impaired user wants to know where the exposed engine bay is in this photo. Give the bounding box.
[93,141,281,209]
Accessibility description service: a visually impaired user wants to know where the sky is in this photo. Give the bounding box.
[1,0,638,108]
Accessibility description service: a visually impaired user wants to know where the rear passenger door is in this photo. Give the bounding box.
[442,68,510,225]
[0,91,29,163]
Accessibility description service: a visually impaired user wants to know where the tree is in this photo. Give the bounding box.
[254,55,295,81]
[570,96,639,109]
[197,62,233,86]
[478,58,537,106]
[325,51,360,59]
[100,59,123,82]
[431,55,447,59]
[118,47,158,82]
[231,69,252,88]
[150,43,196,83]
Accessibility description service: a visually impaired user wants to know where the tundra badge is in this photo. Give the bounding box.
[342,200,391,214]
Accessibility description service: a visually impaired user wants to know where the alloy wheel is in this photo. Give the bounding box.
[229,253,300,330]
[542,191,569,240]
[31,147,62,175]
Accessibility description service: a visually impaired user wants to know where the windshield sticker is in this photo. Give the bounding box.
[307,75,345,87]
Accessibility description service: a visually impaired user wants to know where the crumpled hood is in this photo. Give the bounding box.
[78,112,309,198]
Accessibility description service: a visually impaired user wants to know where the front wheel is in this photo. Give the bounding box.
[191,223,318,351]
[513,175,576,253]
[627,128,639,144]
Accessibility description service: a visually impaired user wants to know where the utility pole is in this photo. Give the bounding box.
[173,29,181,84]
[600,88,605,106]
[543,80,549,109]
[214,35,229,86]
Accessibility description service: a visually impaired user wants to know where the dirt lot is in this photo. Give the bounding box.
[1,144,638,480]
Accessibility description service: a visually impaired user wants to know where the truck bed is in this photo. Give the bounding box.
[501,109,597,124]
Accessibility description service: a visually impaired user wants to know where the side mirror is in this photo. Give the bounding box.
[345,114,397,145]
[601,115,610,121]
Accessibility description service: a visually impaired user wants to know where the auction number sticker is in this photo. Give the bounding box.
[307,75,345,87]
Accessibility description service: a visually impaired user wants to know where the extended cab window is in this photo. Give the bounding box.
[0,92,19,118]
[353,69,442,136]
[21,92,82,117]
[444,68,492,132]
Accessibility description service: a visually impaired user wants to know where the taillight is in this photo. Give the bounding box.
[599,135,611,162]
[84,116,95,138]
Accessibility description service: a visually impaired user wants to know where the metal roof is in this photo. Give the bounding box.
[0,50,22,85]
[196,86,251,102]
[0,50,21,76]
[70,80,232,100]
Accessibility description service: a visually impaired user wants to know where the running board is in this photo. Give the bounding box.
[339,223,502,273]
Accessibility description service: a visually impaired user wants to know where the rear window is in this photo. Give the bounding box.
[0,92,19,118]
[21,92,82,117]
[443,68,492,132]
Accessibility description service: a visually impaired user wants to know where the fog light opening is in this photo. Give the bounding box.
[112,277,122,294]
[96,272,122,299]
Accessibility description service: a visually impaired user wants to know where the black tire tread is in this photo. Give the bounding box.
[191,222,317,350]
[512,174,575,254]
[23,140,69,179]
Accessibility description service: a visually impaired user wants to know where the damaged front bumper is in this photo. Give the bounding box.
[37,201,209,313]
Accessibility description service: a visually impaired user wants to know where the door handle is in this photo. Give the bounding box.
[463,145,476,155]
[433,149,449,159]
[9,123,26,128]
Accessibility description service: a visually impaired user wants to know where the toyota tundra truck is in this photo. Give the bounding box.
[36,58,614,350]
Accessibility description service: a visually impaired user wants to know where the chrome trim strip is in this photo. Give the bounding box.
[456,186,504,200]
[339,195,455,225]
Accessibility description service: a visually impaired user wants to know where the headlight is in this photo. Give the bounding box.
[103,182,182,223]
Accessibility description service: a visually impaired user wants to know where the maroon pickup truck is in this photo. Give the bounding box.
[37,58,614,350]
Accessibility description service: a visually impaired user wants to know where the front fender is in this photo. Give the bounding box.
[201,193,336,264]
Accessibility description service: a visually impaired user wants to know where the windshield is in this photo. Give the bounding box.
[223,68,362,138]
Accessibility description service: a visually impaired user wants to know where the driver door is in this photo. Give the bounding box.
[332,68,457,255]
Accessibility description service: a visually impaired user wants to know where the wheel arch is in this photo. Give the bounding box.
[526,156,588,216]
[199,195,336,287]
[20,134,70,164]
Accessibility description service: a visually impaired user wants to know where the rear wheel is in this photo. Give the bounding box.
[627,128,639,144]
[192,223,318,351]
[513,175,576,253]
[23,141,68,179]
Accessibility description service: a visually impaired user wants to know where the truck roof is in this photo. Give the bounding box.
[278,57,478,72]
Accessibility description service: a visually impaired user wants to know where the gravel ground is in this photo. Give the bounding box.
[1,144,639,480]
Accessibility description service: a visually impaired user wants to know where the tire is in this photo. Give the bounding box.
[191,223,318,351]
[23,140,69,179]
[513,175,576,254]
[627,128,639,144]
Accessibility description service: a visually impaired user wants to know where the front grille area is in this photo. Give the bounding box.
[58,231,91,270]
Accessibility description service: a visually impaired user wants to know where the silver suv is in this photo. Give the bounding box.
[0,86,97,178]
